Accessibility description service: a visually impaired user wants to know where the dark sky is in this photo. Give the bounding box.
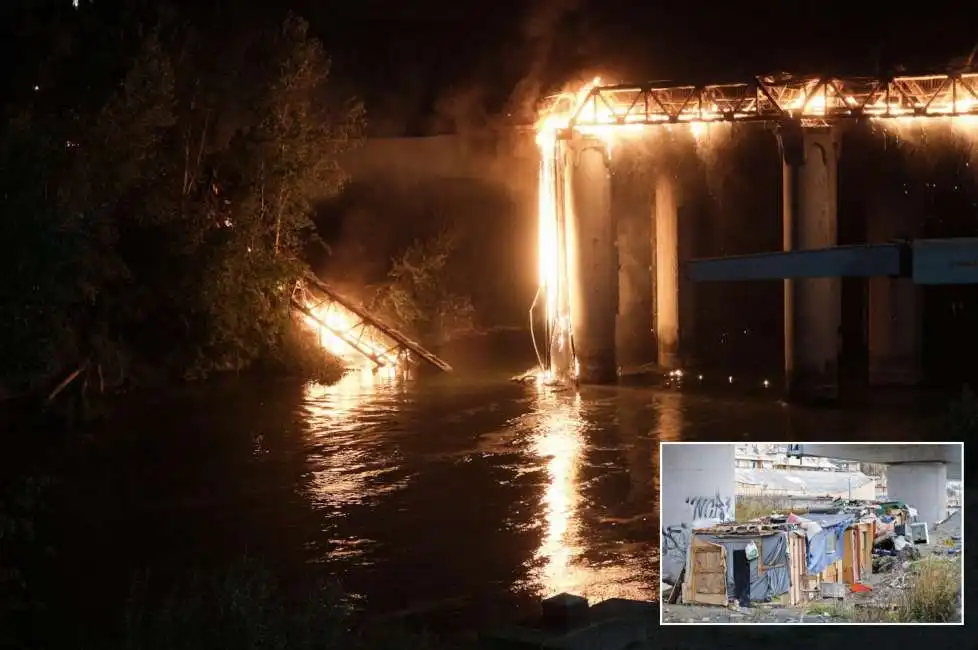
[4,0,977,134]
[287,0,978,133]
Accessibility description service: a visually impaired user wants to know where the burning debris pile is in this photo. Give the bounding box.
[290,274,452,375]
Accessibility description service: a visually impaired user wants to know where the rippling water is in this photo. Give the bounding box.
[52,361,937,633]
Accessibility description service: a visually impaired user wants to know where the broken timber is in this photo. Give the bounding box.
[291,273,452,373]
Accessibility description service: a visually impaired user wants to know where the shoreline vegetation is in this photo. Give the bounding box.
[1,4,364,412]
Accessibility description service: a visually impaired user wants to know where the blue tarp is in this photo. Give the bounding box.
[804,513,855,574]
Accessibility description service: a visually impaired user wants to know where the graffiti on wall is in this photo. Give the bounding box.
[662,523,692,583]
[662,491,734,584]
[685,491,734,522]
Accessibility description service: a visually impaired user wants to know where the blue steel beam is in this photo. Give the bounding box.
[912,238,978,285]
[686,243,906,282]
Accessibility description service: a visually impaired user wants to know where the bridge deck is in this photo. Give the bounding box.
[541,72,978,132]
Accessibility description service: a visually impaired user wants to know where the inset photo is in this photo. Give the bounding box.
[660,442,963,625]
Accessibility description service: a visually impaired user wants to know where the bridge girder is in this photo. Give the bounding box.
[540,72,978,133]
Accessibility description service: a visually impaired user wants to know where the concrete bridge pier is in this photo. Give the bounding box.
[887,462,948,526]
[567,135,618,383]
[654,173,682,370]
[779,124,842,400]
[660,443,736,584]
[868,209,921,386]
[614,156,656,370]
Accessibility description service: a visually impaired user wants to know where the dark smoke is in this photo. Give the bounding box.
[504,0,582,121]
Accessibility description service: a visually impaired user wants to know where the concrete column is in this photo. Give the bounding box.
[868,278,921,385]
[614,157,655,370]
[867,205,921,385]
[660,443,736,584]
[887,462,948,526]
[779,125,841,400]
[654,173,681,369]
[566,136,617,383]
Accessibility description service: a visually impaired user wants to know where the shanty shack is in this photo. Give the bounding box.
[680,510,876,607]
[680,524,810,607]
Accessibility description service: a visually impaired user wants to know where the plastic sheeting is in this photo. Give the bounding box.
[696,531,791,602]
[803,513,855,574]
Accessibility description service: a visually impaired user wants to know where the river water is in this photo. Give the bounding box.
[48,345,940,636]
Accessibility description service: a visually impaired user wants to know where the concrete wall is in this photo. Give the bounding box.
[660,443,736,584]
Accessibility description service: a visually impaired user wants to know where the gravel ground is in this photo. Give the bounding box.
[661,603,836,624]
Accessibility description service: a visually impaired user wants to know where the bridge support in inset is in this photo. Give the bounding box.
[660,443,736,585]
[567,135,618,383]
[779,125,841,400]
[887,462,948,526]
[655,173,681,370]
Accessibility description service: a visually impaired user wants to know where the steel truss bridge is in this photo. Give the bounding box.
[543,69,978,285]
[545,71,978,133]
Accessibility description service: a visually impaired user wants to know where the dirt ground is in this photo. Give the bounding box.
[661,602,836,623]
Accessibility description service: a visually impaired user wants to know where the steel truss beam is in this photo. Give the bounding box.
[289,275,453,372]
[546,72,978,131]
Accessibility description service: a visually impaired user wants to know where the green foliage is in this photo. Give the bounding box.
[369,228,476,347]
[0,8,364,395]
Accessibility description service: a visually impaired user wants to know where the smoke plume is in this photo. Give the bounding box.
[505,0,582,121]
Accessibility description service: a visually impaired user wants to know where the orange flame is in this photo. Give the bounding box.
[298,301,401,374]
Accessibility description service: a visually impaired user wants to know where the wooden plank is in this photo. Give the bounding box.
[843,528,856,584]
[684,537,728,606]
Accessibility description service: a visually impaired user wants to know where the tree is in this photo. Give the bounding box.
[0,7,365,396]
[369,227,476,347]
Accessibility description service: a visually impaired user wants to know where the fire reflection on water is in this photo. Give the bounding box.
[529,383,585,598]
[301,369,408,525]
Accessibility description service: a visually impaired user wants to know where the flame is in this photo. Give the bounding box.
[298,300,401,373]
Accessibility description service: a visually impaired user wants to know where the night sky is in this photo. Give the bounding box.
[293,0,978,134]
[2,1,976,134]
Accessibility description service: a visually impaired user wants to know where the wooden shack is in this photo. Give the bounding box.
[682,526,811,608]
[842,520,874,584]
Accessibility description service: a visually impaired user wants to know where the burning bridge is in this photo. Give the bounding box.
[534,71,978,398]
[291,273,452,374]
